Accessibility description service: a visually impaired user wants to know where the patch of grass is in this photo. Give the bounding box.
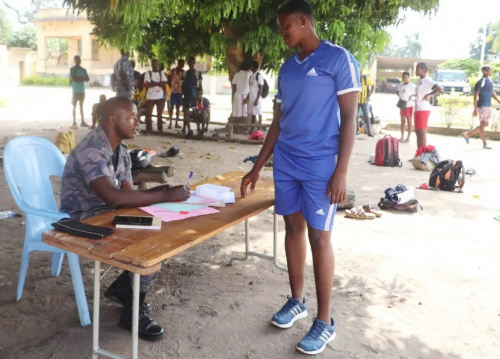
[21,76,70,86]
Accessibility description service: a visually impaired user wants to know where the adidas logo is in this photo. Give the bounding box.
[316,209,325,215]
[306,68,317,76]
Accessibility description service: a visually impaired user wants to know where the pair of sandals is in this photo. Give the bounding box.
[345,203,382,220]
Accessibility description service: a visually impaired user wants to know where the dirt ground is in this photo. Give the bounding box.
[1,100,500,359]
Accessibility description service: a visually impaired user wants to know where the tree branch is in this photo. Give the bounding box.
[2,1,28,24]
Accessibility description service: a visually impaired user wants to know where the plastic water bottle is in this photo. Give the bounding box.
[0,211,17,219]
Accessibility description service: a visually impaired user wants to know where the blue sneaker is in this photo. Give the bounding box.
[296,318,336,355]
[271,296,307,329]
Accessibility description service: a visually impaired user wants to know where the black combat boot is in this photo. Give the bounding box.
[105,271,151,313]
[118,292,165,342]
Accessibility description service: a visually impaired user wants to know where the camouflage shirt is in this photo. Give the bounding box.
[60,126,132,220]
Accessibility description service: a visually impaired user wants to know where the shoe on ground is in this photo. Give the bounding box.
[119,306,165,342]
[483,144,492,149]
[105,271,151,313]
[296,318,336,355]
[80,121,90,128]
[271,296,307,329]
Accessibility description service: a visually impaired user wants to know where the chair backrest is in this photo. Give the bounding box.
[3,136,67,239]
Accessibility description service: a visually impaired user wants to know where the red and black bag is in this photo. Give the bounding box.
[428,160,465,192]
[375,135,402,167]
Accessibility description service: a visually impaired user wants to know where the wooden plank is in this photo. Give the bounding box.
[43,171,275,272]
[43,231,161,275]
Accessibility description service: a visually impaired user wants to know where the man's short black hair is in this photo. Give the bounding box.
[251,60,259,69]
[402,71,410,77]
[416,62,428,71]
[277,0,313,17]
[196,87,203,93]
[188,56,195,62]
[101,97,133,123]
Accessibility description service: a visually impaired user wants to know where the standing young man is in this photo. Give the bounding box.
[463,65,500,149]
[247,60,264,133]
[413,62,442,149]
[357,72,374,136]
[182,57,203,134]
[397,71,416,143]
[113,50,135,101]
[69,55,90,128]
[144,59,168,133]
[60,97,190,342]
[168,59,184,130]
[240,0,360,355]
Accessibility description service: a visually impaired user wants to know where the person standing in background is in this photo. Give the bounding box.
[247,60,264,133]
[70,55,90,128]
[397,71,416,143]
[113,50,135,100]
[412,62,442,149]
[144,59,168,134]
[168,59,185,130]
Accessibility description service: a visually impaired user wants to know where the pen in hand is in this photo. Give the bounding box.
[187,170,193,187]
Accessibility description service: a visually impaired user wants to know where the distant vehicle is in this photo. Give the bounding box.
[493,72,500,95]
[430,69,471,106]
[380,78,400,93]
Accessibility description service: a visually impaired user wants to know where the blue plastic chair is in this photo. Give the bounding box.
[3,136,91,327]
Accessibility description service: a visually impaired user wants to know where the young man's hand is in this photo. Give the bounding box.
[165,185,190,202]
[327,171,347,204]
[240,169,260,198]
[473,108,478,117]
[254,99,259,106]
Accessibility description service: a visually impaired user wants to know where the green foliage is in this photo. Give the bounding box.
[437,58,480,78]
[63,0,440,74]
[47,38,68,53]
[21,76,69,86]
[438,92,473,128]
[2,0,63,24]
[7,25,37,49]
[0,10,13,44]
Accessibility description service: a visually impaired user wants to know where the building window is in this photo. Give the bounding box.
[92,40,99,60]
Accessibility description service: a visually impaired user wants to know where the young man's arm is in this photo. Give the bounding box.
[328,91,357,204]
[148,72,168,88]
[473,89,480,116]
[423,83,442,101]
[240,103,281,197]
[90,177,189,208]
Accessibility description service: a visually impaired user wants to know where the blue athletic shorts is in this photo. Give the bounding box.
[170,92,182,106]
[273,143,337,231]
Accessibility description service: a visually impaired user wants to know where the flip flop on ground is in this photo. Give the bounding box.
[363,203,382,217]
[345,206,376,220]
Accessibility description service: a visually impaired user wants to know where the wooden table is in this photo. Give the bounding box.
[43,171,286,359]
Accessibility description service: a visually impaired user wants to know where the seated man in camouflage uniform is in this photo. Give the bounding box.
[60,97,190,342]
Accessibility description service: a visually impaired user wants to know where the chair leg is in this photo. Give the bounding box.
[16,246,31,301]
[51,252,65,276]
[67,252,91,326]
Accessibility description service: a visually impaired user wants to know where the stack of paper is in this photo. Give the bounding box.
[195,184,235,204]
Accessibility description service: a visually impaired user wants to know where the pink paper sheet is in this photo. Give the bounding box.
[139,205,219,223]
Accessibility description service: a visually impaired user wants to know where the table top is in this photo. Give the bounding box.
[42,171,275,275]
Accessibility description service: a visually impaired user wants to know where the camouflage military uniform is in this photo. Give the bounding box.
[60,126,157,288]
[113,55,135,100]
[60,126,132,220]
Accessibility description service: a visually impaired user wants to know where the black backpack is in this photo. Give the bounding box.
[257,73,269,98]
[428,160,465,192]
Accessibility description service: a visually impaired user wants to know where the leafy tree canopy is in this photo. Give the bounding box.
[469,25,493,61]
[7,24,37,49]
[437,58,480,78]
[63,0,440,75]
